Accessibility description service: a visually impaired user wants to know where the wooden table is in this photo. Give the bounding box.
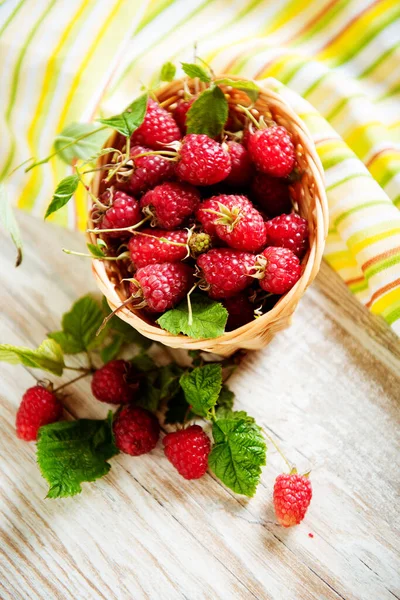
[1,212,399,600]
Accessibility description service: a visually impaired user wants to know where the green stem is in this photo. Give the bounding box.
[62,248,130,261]
[237,104,260,129]
[25,126,108,172]
[54,370,93,392]
[87,215,151,235]
[64,365,92,373]
[262,430,292,471]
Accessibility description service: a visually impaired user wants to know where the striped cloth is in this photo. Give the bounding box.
[1,0,400,332]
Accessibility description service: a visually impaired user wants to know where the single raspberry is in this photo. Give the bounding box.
[197,195,266,252]
[141,181,200,229]
[248,126,295,178]
[99,190,141,237]
[223,293,254,331]
[128,229,188,268]
[113,406,160,456]
[225,141,254,187]
[273,472,312,527]
[130,262,193,312]
[16,385,63,441]
[176,134,231,186]
[91,360,135,405]
[131,98,181,149]
[264,213,309,257]
[163,425,211,480]
[127,145,175,195]
[173,98,195,134]
[197,248,256,299]
[251,173,292,217]
[256,247,301,295]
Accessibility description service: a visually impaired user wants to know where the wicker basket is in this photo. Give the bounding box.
[89,76,328,356]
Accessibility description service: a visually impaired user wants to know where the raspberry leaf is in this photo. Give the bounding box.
[98,93,148,137]
[180,363,222,418]
[48,295,105,354]
[0,182,23,266]
[37,412,118,498]
[157,294,228,339]
[160,61,176,82]
[186,86,228,138]
[87,242,106,258]
[0,339,65,376]
[45,175,79,219]
[164,389,191,425]
[214,78,260,103]
[100,335,124,363]
[54,123,110,165]
[215,384,235,418]
[181,62,211,83]
[209,417,266,496]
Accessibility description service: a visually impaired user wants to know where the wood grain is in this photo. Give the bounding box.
[0,212,399,600]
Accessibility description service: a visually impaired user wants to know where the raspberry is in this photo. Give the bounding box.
[127,145,175,195]
[223,293,254,331]
[273,472,312,527]
[225,141,254,187]
[188,231,212,258]
[173,98,195,134]
[99,190,141,237]
[248,126,295,178]
[256,247,301,295]
[197,248,255,299]
[131,98,181,149]
[163,425,210,479]
[91,360,135,405]
[251,173,292,217]
[130,262,193,312]
[128,229,188,268]
[113,406,160,456]
[264,213,309,258]
[197,195,266,252]
[140,181,200,229]
[176,134,231,186]
[16,385,63,441]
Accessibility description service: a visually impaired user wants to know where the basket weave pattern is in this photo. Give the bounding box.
[89,77,328,356]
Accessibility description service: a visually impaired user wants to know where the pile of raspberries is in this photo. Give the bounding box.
[93,96,309,331]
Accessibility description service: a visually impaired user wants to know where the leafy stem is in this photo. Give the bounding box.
[54,370,93,392]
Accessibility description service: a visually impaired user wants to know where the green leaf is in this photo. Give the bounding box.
[37,413,118,498]
[0,182,23,266]
[214,78,260,103]
[209,417,266,497]
[159,363,185,399]
[98,93,148,137]
[160,61,176,82]
[131,353,156,372]
[186,86,228,138]
[53,123,110,165]
[45,175,79,219]
[215,384,235,419]
[164,389,191,425]
[48,295,104,355]
[180,363,222,418]
[157,294,228,339]
[87,242,105,258]
[0,339,65,376]
[100,335,124,363]
[181,62,211,82]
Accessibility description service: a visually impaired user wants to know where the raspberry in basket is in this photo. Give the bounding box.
[223,293,255,330]
[175,134,231,186]
[255,247,301,295]
[128,229,189,268]
[140,181,200,229]
[173,98,195,134]
[264,213,309,258]
[129,262,193,312]
[197,248,256,299]
[131,98,181,149]
[248,125,295,178]
[98,190,141,238]
[251,173,292,217]
[225,141,254,187]
[127,145,175,195]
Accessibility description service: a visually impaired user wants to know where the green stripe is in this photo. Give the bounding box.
[334,200,390,228]
[293,0,349,46]
[326,93,364,121]
[326,172,371,191]
[392,194,400,208]
[136,0,175,33]
[378,82,400,101]
[0,0,57,180]
[0,0,24,37]
[349,280,369,294]
[359,40,400,78]
[321,148,355,170]
[303,72,329,98]
[365,253,400,280]
[383,303,400,325]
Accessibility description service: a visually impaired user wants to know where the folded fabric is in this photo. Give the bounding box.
[0,0,399,332]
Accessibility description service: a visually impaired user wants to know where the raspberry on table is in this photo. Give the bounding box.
[256,246,301,295]
[128,229,188,268]
[91,360,135,405]
[173,98,195,134]
[16,385,63,441]
[163,425,211,480]
[140,181,200,229]
[176,134,231,186]
[264,213,309,258]
[197,194,266,253]
[130,262,193,312]
[273,472,312,527]
[197,248,256,299]
[248,126,295,178]
[113,406,160,456]
[225,141,254,187]
[99,190,141,237]
[223,293,255,331]
[131,98,181,149]
[127,145,175,195]
[251,173,292,217]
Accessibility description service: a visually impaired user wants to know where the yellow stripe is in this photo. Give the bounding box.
[370,287,400,314]
[350,227,400,255]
